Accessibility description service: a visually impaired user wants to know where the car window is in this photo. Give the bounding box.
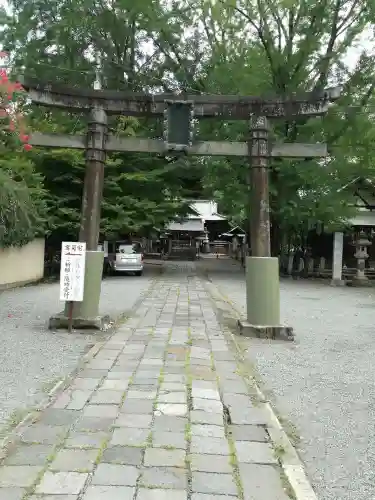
[117,244,141,254]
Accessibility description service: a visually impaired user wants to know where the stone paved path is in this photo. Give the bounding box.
[0,265,292,500]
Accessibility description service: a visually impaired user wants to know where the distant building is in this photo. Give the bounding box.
[165,200,230,243]
[162,200,231,258]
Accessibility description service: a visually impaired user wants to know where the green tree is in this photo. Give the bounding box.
[2,0,375,252]
[195,0,375,252]
[0,62,47,247]
[1,0,204,241]
[0,145,48,247]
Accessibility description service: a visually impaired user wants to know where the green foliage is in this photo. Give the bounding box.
[0,145,48,247]
[1,0,375,250]
[30,146,194,241]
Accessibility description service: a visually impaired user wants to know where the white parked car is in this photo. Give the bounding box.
[109,241,144,276]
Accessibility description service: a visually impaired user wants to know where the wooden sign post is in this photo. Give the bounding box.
[59,242,86,332]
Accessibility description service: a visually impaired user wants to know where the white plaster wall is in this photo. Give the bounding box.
[0,239,45,288]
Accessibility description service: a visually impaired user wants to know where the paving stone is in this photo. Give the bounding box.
[128,383,158,392]
[101,446,143,465]
[110,428,149,446]
[82,485,135,500]
[229,407,269,426]
[113,362,140,371]
[191,347,210,359]
[235,441,277,464]
[72,378,101,390]
[95,349,119,360]
[192,472,238,495]
[126,390,157,400]
[74,417,114,432]
[4,444,53,465]
[141,467,187,489]
[155,404,188,417]
[29,497,80,500]
[50,391,71,410]
[136,487,187,500]
[92,463,140,486]
[86,359,114,370]
[65,391,93,410]
[50,449,98,471]
[20,424,67,445]
[189,367,216,381]
[121,399,154,414]
[163,375,186,383]
[239,463,290,500]
[90,390,124,405]
[65,431,108,449]
[131,378,158,386]
[0,490,27,500]
[82,405,119,418]
[134,371,161,380]
[100,380,129,394]
[191,494,235,500]
[190,411,223,426]
[190,436,229,455]
[161,366,185,374]
[191,424,225,438]
[144,448,185,467]
[222,394,251,409]
[220,380,249,394]
[160,383,186,392]
[152,416,187,433]
[40,409,80,426]
[191,389,220,400]
[152,431,186,449]
[79,369,108,379]
[189,454,232,473]
[158,392,187,404]
[140,359,163,366]
[192,398,223,413]
[229,425,268,442]
[190,359,212,368]
[114,414,153,428]
[106,371,133,380]
[0,465,42,487]
[36,472,88,495]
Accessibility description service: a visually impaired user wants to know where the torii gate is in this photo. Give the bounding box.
[23,78,340,336]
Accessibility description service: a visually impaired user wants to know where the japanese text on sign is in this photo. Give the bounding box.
[59,242,86,302]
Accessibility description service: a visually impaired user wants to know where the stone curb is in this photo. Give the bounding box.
[202,276,319,500]
[0,273,160,459]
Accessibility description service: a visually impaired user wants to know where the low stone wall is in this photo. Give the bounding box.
[0,239,45,290]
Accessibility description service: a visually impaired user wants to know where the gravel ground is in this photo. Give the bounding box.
[0,265,157,427]
[201,257,375,500]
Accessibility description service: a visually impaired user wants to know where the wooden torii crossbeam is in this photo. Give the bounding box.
[22,78,340,119]
[30,132,327,158]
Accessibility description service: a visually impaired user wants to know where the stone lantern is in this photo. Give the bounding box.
[352,230,372,286]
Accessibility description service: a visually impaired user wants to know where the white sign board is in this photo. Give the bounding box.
[59,242,86,302]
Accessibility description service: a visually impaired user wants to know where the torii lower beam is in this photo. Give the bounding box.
[30,133,327,158]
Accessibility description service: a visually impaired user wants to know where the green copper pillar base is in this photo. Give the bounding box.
[49,251,110,331]
[238,256,294,341]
